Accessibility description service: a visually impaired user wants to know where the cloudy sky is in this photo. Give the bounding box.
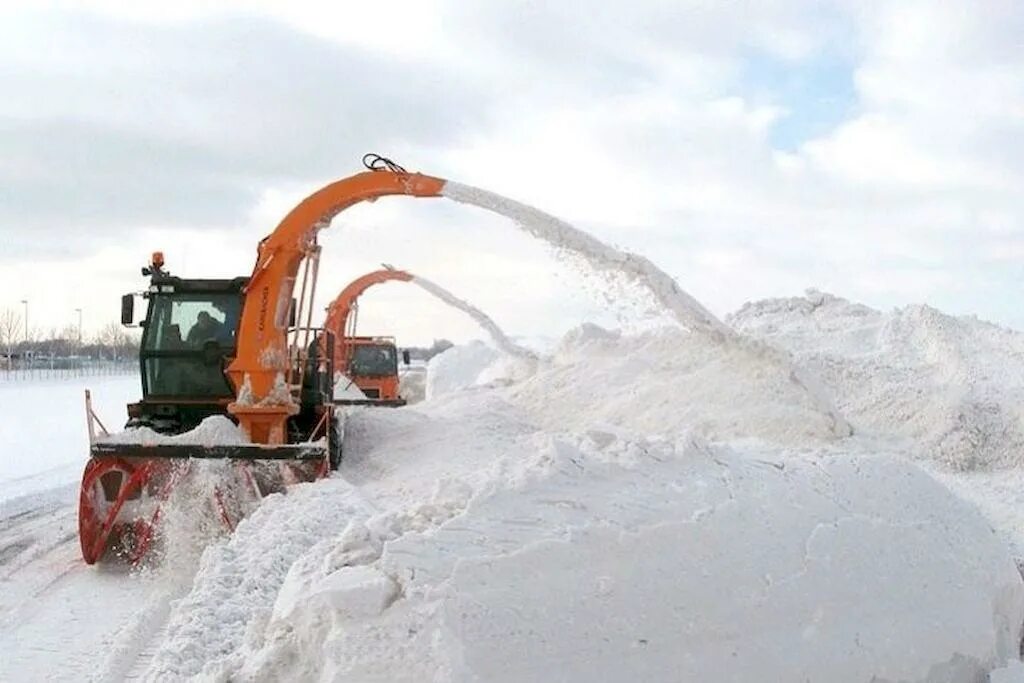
[1,1,1022,345]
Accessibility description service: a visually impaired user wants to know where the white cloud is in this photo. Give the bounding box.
[1,0,1023,341]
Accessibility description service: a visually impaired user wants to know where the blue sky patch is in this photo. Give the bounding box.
[741,49,857,151]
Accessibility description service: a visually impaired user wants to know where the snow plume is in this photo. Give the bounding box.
[441,181,850,437]
[442,181,731,342]
[410,274,535,359]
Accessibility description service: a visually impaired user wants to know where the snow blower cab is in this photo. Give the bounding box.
[123,254,246,430]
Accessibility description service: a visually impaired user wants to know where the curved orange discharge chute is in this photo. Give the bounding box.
[226,170,444,443]
[323,268,413,403]
[322,268,414,348]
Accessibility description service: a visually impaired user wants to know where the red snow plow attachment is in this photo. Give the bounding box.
[79,394,329,565]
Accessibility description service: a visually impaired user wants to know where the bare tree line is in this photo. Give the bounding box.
[0,308,139,369]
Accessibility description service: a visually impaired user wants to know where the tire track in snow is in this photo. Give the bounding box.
[93,589,179,683]
[0,492,190,682]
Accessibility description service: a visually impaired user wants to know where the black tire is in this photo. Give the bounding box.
[328,416,343,470]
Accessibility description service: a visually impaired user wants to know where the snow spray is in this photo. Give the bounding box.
[410,275,536,359]
[441,182,851,436]
[442,182,733,342]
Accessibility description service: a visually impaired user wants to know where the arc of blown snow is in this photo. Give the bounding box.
[441,181,735,343]
[410,275,536,360]
[440,180,851,437]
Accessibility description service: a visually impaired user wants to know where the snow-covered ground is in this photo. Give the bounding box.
[0,373,192,682]
[0,375,137,503]
[4,291,1024,681]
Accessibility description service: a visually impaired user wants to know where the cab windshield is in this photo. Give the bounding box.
[142,293,242,397]
[144,293,241,351]
[350,344,397,377]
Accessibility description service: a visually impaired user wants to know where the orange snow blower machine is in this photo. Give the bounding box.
[79,155,445,565]
[324,267,413,407]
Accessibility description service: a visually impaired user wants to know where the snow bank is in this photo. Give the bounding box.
[143,479,377,680]
[730,290,1024,470]
[505,323,847,445]
[424,341,500,400]
[160,426,1024,682]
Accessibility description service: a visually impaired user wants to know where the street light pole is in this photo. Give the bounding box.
[75,308,83,345]
[19,299,28,344]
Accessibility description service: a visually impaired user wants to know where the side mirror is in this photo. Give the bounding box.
[402,349,411,366]
[121,294,134,326]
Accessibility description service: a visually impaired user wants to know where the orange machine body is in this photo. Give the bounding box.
[225,171,444,442]
[322,268,413,402]
[335,336,403,402]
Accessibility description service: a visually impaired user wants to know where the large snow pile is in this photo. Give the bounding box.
[398,365,427,404]
[143,478,378,680]
[730,290,1024,470]
[145,406,1024,681]
[505,322,847,446]
[424,341,500,400]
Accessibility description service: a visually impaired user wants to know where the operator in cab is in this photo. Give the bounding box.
[186,310,224,347]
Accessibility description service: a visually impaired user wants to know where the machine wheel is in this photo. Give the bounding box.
[329,416,343,470]
[78,458,145,565]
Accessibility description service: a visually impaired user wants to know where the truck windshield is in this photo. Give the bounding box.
[144,294,241,351]
[142,293,241,398]
[350,344,397,377]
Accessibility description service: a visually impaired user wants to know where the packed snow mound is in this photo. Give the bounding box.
[398,366,426,404]
[506,323,847,445]
[99,415,247,445]
[424,341,500,400]
[730,290,1024,470]
[160,417,1024,682]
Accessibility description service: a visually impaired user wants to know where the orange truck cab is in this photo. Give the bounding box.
[324,268,416,408]
[336,336,409,406]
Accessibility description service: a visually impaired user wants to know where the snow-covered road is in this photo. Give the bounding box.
[0,375,186,682]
